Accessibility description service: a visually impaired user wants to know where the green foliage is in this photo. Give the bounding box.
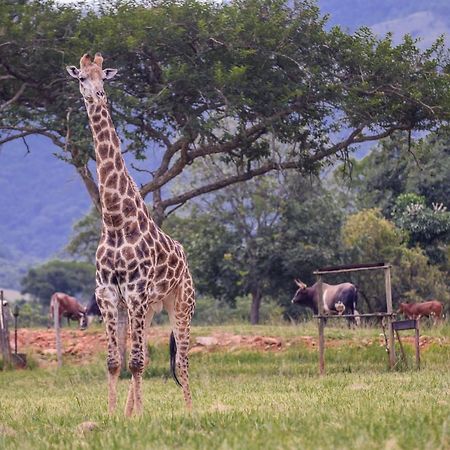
[11,299,48,328]
[66,208,102,264]
[341,208,449,311]
[192,295,284,325]
[392,193,450,245]
[166,210,242,304]
[346,132,450,216]
[167,173,345,322]
[21,260,95,305]
[2,0,450,218]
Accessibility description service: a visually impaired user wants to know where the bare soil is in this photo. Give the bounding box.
[11,327,449,367]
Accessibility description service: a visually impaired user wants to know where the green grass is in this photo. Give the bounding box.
[0,324,449,450]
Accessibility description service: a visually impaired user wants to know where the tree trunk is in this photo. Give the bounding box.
[250,286,262,325]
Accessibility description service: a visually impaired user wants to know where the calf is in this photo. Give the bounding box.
[397,300,443,324]
[50,292,87,330]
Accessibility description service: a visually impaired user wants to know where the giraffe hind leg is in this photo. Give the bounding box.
[164,273,195,410]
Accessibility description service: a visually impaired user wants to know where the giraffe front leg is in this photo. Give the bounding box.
[96,286,121,415]
[125,300,148,417]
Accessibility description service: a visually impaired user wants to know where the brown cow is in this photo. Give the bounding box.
[50,292,87,330]
[397,300,443,324]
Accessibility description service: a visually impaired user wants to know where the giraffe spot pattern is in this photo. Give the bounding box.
[125,221,140,244]
[104,192,121,211]
[114,154,123,171]
[99,162,114,183]
[122,198,137,218]
[105,172,118,189]
[108,145,116,159]
[98,129,110,142]
[98,143,109,159]
[112,131,120,147]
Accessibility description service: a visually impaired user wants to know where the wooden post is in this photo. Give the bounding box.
[415,320,420,370]
[395,330,406,364]
[317,276,325,376]
[54,301,62,368]
[117,303,128,372]
[384,266,396,369]
[0,291,11,367]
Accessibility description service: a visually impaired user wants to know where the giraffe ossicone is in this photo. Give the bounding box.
[67,53,195,416]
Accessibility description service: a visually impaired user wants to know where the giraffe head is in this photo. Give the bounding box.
[66,53,117,105]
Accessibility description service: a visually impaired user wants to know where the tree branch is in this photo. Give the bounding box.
[160,159,300,210]
[0,82,27,111]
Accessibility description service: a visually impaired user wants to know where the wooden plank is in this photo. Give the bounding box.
[392,320,417,331]
[315,262,387,273]
[314,263,391,275]
[54,300,62,368]
[313,312,394,319]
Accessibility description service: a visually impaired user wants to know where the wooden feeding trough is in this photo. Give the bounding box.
[312,262,397,375]
[392,319,420,369]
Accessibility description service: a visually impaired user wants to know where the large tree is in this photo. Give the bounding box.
[2,0,450,224]
[21,260,95,305]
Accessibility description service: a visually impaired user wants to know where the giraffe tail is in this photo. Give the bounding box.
[170,332,182,388]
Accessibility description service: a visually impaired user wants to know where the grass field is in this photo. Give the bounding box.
[0,323,449,450]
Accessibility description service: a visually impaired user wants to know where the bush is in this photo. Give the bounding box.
[192,295,284,325]
[12,300,49,328]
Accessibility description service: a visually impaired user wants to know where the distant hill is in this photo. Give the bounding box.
[0,137,92,289]
[1,0,449,290]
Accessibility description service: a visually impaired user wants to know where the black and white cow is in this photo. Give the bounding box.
[291,279,358,325]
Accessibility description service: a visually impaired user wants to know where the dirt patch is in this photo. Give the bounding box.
[10,328,450,367]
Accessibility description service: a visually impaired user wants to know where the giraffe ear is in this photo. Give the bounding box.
[102,68,118,80]
[66,66,80,79]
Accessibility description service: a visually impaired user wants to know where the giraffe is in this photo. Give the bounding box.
[66,53,195,416]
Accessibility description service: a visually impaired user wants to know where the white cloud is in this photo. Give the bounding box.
[371,11,449,48]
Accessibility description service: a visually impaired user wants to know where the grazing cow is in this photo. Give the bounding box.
[292,279,358,325]
[85,294,103,326]
[50,292,87,330]
[398,300,443,324]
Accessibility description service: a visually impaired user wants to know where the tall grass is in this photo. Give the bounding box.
[0,324,449,450]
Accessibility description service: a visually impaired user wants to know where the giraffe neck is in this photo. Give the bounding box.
[86,102,152,231]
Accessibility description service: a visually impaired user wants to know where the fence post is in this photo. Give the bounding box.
[415,320,420,370]
[54,301,62,368]
[384,266,396,369]
[0,291,12,368]
[117,303,128,372]
[317,277,325,376]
